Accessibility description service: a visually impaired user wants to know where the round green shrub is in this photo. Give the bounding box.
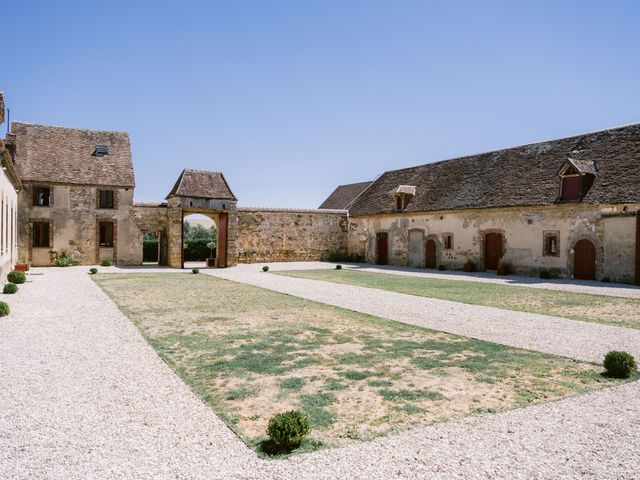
[192,268,200,274]
[336,264,342,270]
[100,258,114,267]
[7,271,26,284]
[604,351,637,378]
[267,410,310,451]
[3,283,18,294]
[262,266,269,272]
[89,268,98,275]
[539,270,550,279]
[0,301,9,316]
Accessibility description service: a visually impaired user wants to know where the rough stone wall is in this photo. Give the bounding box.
[235,208,348,263]
[348,203,640,283]
[132,204,170,265]
[18,183,141,266]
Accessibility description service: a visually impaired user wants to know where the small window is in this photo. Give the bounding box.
[395,195,404,211]
[33,222,50,247]
[94,144,109,156]
[33,186,51,206]
[444,234,453,250]
[561,176,580,200]
[543,232,560,257]
[99,222,114,247]
[99,190,115,209]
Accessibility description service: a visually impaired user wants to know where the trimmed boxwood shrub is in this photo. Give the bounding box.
[192,268,200,274]
[262,266,269,272]
[0,301,9,316]
[267,410,310,451]
[7,271,26,284]
[100,258,114,267]
[335,264,342,270]
[89,268,98,275]
[604,351,637,378]
[3,283,18,294]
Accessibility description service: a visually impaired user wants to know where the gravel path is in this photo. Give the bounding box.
[0,268,261,479]
[208,264,640,363]
[2,267,639,479]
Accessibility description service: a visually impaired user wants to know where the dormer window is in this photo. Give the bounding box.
[93,144,109,156]
[561,175,580,200]
[389,185,416,212]
[557,158,598,202]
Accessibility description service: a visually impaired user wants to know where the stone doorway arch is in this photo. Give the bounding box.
[165,169,238,269]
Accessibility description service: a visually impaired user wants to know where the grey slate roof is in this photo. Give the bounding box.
[10,121,135,187]
[349,123,640,217]
[319,181,372,209]
[167,169,236,200]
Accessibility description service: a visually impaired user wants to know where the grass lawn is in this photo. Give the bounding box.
[95,273,625,456]
[275,269,640,330]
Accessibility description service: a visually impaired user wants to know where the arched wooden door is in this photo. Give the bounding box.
[425,239,437,269]
[574,239,596,280]
[376,232,388,265]
[484,232,503,270]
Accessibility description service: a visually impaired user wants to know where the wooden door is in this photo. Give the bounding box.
[376,232,388,265]
[574,239,595,280]
[408,230,425,268]
[425,239,436,269]
[217,213,228,268]
[484,232,503,270]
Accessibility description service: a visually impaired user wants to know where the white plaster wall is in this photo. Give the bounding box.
[0,169,18,278]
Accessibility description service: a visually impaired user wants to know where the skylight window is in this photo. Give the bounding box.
[93,144,109,156]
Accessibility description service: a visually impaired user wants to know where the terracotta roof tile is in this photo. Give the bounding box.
[167,169,236,200]
[10,121,135,187]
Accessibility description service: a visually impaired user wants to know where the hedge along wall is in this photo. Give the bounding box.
[184,239,216,261]
[143,239,215,262]
[235,208,348,263]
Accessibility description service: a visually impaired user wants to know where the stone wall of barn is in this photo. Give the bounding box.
[235,208,348,263]
[347,203,640,284]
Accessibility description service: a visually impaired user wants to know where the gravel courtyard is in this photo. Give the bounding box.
[1,265,639,479]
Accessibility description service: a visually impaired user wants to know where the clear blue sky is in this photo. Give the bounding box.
[4,1,639,207]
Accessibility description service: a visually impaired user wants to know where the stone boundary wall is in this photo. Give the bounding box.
[235,207,348,263]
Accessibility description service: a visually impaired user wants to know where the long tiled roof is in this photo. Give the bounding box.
[167,169,236,200]
[10,121,135,187]
[349,123,640,217]
[319,181,372,209]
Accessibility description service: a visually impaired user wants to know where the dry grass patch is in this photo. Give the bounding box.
[94,273,625,455]
[275,269,640,329]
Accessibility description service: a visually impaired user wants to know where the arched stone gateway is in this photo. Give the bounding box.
[165,169,238,268]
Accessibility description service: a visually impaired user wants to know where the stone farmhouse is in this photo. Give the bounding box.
[2,92,639,284]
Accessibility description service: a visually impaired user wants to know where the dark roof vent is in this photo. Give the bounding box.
[93,144,109,156]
